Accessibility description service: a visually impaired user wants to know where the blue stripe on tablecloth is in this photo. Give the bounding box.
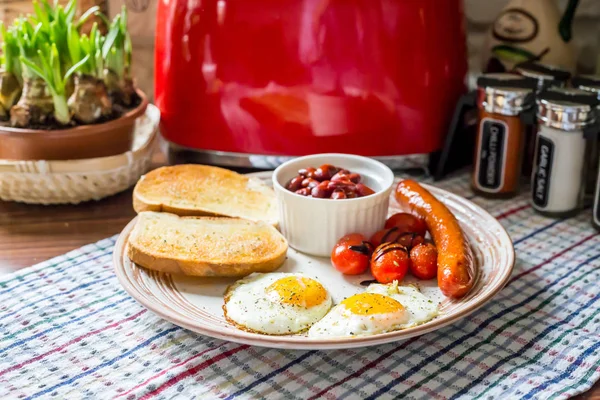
[0,239,115,288]
[513,219,562,245]
[223,351,317,400]
[0,291,125,345]
[522,337,600,399]
[0,276,114,322]
[0,296,133,355]
[363,252,600,400]
[0,251,110,298]
[26,326,180,400]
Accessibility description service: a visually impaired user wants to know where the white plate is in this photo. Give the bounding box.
[113,173,514,350]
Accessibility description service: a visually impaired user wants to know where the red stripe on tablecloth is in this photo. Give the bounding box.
[508,233,598,284]
[115,342,228,398]
[139,344,249,399]
[494,204,530,220]
[0,309,146,377]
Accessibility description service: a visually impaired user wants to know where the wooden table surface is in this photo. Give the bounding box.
[0,153,598,399]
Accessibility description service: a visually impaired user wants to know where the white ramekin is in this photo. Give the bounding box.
[272,153,395,257]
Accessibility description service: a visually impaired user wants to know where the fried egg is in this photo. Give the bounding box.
[307,282,439,338]
[223,273,332,335]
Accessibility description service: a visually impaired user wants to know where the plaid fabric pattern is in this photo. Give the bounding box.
[1,173,599,400]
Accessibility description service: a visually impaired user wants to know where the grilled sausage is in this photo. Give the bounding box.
[395,179,475,298]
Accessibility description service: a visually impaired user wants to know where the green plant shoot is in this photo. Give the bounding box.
[20,44,88,124]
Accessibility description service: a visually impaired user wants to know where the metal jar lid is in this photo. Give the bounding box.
[571,75,600,99]
[476,73,536,116]
[536,88,599,131]
[514,61,571,91]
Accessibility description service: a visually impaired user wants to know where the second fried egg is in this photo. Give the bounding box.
[307,282,438,338]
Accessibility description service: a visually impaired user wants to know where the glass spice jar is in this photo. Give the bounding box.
[513,61,571,92]
[571,75,600,96]
[472,73,536,198]
[531,88,599,218]
[572,75,600,204]
[513,61,572,179]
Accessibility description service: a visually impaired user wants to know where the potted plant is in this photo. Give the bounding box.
[0,0,148,160]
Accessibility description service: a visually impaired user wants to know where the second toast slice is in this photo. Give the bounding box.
[127,212,288,277]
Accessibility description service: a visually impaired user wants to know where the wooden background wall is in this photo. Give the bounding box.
[107,0,155,100]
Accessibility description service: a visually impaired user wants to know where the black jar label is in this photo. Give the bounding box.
[532,136,554,208]
[476,119,507,191]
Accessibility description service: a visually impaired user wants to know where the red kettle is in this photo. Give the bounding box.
[155,0,468,168]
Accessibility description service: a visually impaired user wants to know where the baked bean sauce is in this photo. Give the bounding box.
[286,165,376,199]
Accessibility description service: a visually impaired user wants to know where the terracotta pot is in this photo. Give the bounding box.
[0,90,148,160]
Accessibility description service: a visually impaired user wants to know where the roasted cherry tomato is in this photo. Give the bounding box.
[370,242,410,283]
[409,243,438,280]
[384,213,428,237]
[370,229,390,248]
[370,228,424,249]
[331,233,374,275]
[396,232,425,250]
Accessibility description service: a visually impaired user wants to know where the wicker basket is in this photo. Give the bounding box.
[0,104,160,205]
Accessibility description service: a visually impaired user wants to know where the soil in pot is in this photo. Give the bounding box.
[0,90,148,161]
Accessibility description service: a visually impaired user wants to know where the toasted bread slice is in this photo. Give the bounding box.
[133,165,278,226]
[127,212,288,277]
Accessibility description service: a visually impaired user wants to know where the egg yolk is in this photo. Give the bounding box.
[266,276,327,308]
[341,293,404,315]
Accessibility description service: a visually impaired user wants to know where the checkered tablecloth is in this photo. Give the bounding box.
[1,173,599,400]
